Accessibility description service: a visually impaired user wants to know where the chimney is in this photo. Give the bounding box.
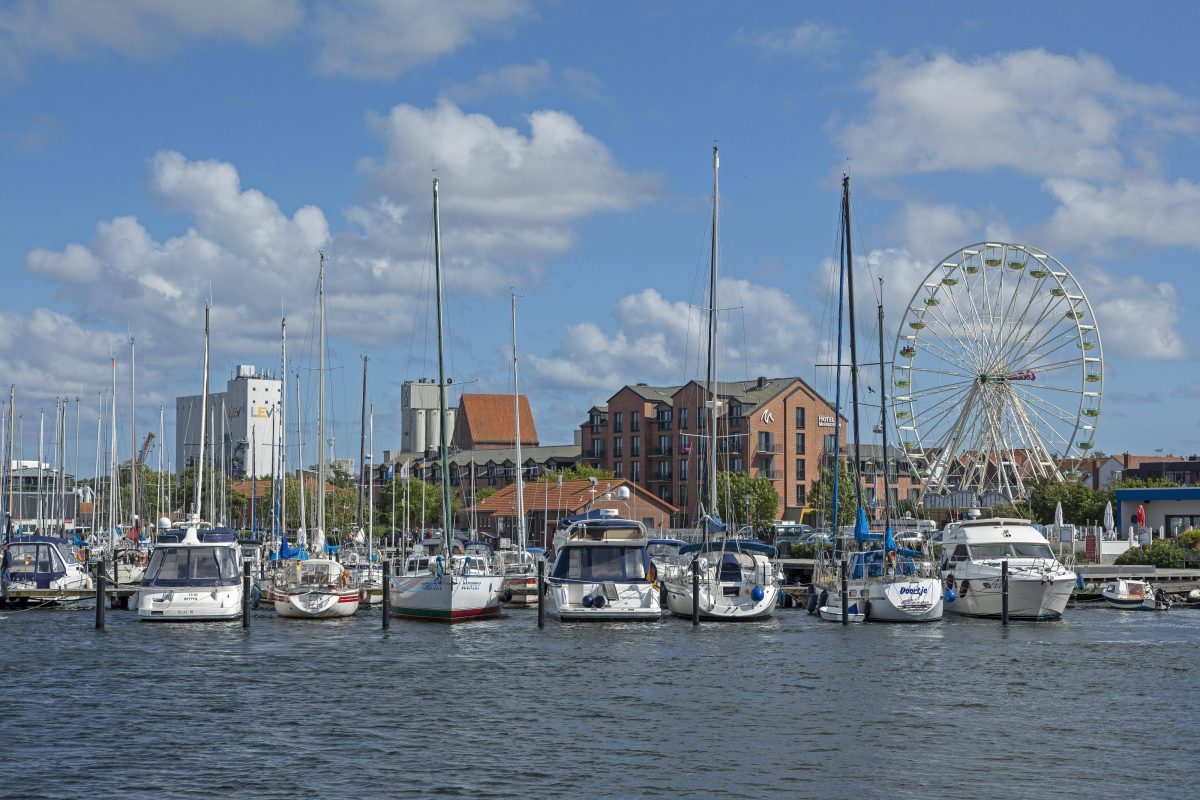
[757,376,766,388]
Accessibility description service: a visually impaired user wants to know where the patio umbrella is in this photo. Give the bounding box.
[1137,505,1146,528]
[1103,501,1114,533]
[1054,500,1064,532]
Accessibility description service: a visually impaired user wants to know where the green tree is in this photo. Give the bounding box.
[713,470,779,530]
[378,478,461,530]
[536,465,616,483]
[1115,539,1186,568]
[808,460,857,529]
[474,487,499,502]
[1025,477,1107,526]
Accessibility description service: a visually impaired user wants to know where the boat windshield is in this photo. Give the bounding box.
[552,546,649,582]
[143,546,240,587]
[6,542,66,574]
[969,542,1054,560]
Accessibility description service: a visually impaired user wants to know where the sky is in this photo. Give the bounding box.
[3,0,1200,477]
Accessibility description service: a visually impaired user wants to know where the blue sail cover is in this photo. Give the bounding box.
[277,532,303,560]
[704,514,728,534]
[854,507,882,544]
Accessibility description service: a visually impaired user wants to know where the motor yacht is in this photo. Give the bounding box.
[136,521,244,622]
[545,510,661,621]
[2,535,94,604]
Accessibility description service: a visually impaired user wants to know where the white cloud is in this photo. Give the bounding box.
[358,100,659,258]
[441,59,552,102]
[0,0,301,80]
[527,281,819,397]
[1085,268,1187,360]
[839,49,1197,180]
[1041,177,1200,250]
[732,22,844,64]
[312,0,529,79]
[894,202,979,264]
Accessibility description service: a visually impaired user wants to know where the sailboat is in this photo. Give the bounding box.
[663,146,782,621]
[137,304,246,621]
[498,291,540,607]
[270,255,360,619]
[810,176,943,623]
[387,179,503,622]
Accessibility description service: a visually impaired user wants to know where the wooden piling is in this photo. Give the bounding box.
[537,559,545,629]
[94,564,105,630]
[691,556,700,626]
[840,559,849,626]
[1001,559,1009,626]
[241,560,250,629]
[381,560,390,630]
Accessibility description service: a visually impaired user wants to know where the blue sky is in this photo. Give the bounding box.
[3,0,1200,476]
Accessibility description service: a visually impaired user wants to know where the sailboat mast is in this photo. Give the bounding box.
[157,404,164,526]
[432,178,453,554]
[368,402,374,561]
[829,181,848,555]
[109,355,118,533]
[36,409,43,533]
[5,385,13,535]
[705,145,720,541]
[842,175,864,513]
[130,337,137,534]
[877,293,892,527]
[195,304,210,518]
[280,318,287,533]
[317,253,326,538]
[512,291,525,551]
[358,354,368,531]
[295,372,307,545]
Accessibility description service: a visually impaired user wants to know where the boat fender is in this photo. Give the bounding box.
[861,599,871,620]
[750,585,765,603]
[76,547,89,564]
[592,594,606,609]
[582,594,594,608]
[944,587,957,603]
[806,589,819,615]
[817,589,828,612]
[1076,574,1085,590]
[501,588,513,603]
[960,580,970,595]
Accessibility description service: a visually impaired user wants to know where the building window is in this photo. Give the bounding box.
[613,437,623,458]
[759,457,775,480]
[823,434,837,454]
[795,407,806,428]
[678,484,687,509]
[659,486,672,503]
[613,412,623,433]
[657,462,672,481]
[864,486,877,507]
[679,459,688,481]
[631,461,641,482]
[614,461,624,478]
[698,407,707,429]
[729,404,743,427]
[796,459,806,481]
[657,434,671,456]
[679,407,688,429]
[795,432,805,454]
[757,432,775,453]
[631,437,641,457]
[729,457,742,473]
[908,488,920,503]
[590,439,604,458]
[796,484,806,505]
[888,487,899,508]
[631,411,641,432]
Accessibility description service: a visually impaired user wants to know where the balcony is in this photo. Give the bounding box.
[758,469,779,480]
[648,473,673,484]
[649,446,673,457]
[756,442,782,455]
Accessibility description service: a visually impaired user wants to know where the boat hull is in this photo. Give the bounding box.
[864,578,944,622]
[137,585,243,622]
[271,588,360,618]
[388,573,502,622]
[664,580,779,621]
[547,579,661,621]
[943,575,1073,620]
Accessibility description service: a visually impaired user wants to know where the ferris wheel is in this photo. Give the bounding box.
[891,242,1103,501]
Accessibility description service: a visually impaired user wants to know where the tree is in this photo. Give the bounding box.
[713,471,779,530]
[808,460,857,529]
[535,465,615,483]
[474,487,499,502]
[378,478,461,531]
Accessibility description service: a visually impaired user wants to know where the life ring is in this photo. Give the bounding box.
[76,547,89,564]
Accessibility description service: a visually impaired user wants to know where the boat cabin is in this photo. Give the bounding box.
[3,536,80,588]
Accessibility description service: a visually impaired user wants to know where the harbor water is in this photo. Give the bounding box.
[1,605,1196,799]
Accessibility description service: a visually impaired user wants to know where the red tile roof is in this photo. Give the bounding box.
[470,478,675,516]
[453,393,539,449]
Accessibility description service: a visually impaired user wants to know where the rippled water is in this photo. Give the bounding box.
[1,603,1196,799]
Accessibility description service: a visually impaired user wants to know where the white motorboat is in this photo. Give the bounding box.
[2,534,94,603]
[269,558,360,618]
[546,510,662,621]
[665,539,781,621]
[1101,578,1170,610]
[137,523,244,622]
[940,518,1076,620]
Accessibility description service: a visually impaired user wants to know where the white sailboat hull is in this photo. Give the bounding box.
[664,580,779,620]
[270,588,360,618]
[388,573,502,622]
[864,578,944,622]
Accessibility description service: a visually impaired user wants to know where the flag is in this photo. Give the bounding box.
[386,464,394,481]
[399,460,410,481]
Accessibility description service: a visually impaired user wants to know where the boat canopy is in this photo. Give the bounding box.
[557,509,640,529]
[679,539,777,557]
[647,538,686,547]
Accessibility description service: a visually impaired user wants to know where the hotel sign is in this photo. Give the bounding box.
[818,415,836,428]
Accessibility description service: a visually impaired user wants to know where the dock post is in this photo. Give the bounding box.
[691,556,700,626]
[1001,559,1009,626]
[94,563,106,630]
[840,558,849,626]
[536,559,545,629]
[242,560,250,629]
[381,560,390,630]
